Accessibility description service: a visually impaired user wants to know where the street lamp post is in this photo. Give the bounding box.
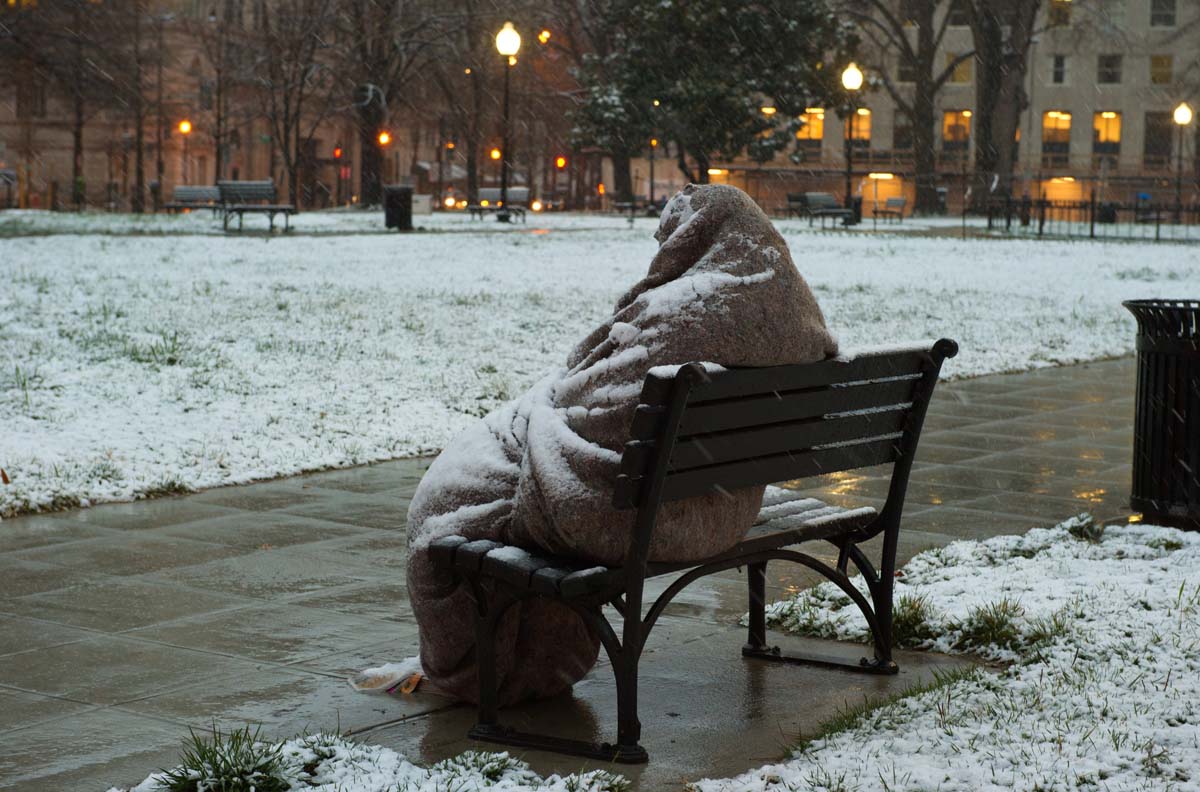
[179,119,192,184]
[495,22,521,223]
[1174,102,1193,224]
[841,63,863,213]
[649,138,657,210]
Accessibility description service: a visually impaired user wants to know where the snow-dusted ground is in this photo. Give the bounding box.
[2,208,1198,518]
[109,516,1200,792]
[695,516,1200,791]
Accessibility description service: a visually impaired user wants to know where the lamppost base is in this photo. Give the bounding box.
[496,210,511,223]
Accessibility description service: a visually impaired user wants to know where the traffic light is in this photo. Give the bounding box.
[333,145,343,160]
[555,155,567,169]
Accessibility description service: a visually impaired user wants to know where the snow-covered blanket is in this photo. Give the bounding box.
[405,184,838,705]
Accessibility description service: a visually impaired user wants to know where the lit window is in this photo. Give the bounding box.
[848,108,871,145]
[946,53,971,84]
[1049,0,1071,26]
[1092,111,1121,154]
[796,108,824,144]
[1097,54,1122,84]
[1042,111,1071,166]
[1051,55,1066,84]
[943,110,972,149]
[1150,55,1173,85]
[1150,0,1175,27]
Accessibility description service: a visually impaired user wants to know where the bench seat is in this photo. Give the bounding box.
[430,491,874,600]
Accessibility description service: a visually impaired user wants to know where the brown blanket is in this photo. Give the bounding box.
[406,184,837,705]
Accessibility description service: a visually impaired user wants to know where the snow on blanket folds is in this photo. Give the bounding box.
[406,184,838,705]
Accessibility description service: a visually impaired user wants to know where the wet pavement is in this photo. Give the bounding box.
[0,357,1136,790]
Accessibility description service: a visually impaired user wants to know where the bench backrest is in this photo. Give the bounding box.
[477,186,530,206]
[174,185,220,203]
[805,192,839,209]
[613,340,957,567]
[218,180,276,204]
[885,196,906,209]
[786,193,807,205]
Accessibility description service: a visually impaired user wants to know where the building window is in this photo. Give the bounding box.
[943,110,972,152]
[1144,111,1173,168]
[796,108,824,151]
[898,55,916,84]
[947,53,971,84]
[899,0,919,26]
[1051,55,1066,84]
[15,80,47,118]
[1042,110,1071,166]
[1097,55,1122,84]
[1150,55,1173,85]
[1150,0,1176,27]
[848,108,871,148]
[946,0,970,26]
[1092,111,1121,155]
[893,118,914,151]
[1048,0,1071,26]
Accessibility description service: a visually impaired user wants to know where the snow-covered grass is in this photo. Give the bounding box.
[2,209,1198,518]
[694,515,1200,792]
[111,730,629,792]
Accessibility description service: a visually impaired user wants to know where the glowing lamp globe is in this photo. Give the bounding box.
[496,22,521,57]
[1175,102,1194,127]
[841,62,864,92]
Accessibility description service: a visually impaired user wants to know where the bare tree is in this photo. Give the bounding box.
[251,0,337,208]
[842,0,976,213]
[333,0,443,206]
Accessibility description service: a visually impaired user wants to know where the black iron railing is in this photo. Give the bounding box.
[983,195,1200,242]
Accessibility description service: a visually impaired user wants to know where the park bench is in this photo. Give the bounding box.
[217,180,296,232]
[430,338,958,763]
[780,192,854,227]
[164,185,220,215]
[875,196,907,223]
[468,187,528,222]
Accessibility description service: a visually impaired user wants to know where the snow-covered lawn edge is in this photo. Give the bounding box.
[108,733,630,792]
[693,515,1200,791]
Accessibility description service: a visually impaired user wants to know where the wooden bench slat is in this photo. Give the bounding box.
[668,408,908,470]
[657,437,900,503]
[677,377,917,436]
[688,351,930,403]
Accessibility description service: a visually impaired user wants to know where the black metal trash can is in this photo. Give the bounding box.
[383,185,413,231]
[1123,299,1200,528]
[935,187,948,215]
[848,196,863,226]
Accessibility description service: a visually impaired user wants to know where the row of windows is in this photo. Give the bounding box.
[793,107,1184,161]
[1049,0,1179,28]
[902,0,1180,29]
[897,52,1181,87]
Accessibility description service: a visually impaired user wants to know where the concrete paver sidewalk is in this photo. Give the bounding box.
[0,357,1135,790]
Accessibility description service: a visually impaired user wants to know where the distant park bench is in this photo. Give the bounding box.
[780,192,854,227]
[468,187,528,221]
[164,185,220,215]
[217,180,296,233]
[874,196,907,223]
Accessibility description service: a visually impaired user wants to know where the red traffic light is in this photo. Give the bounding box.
[333,146,343,160]
[554,155,567,170]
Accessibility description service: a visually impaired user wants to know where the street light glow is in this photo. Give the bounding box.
[490,148,502,160]
[496,22,521,57]
[537,29,551,44]
[178,119,192,135]
[760,106,777,115]
[377,131,391,145]
[841,62,863,92]
[554,155,567,169]
[1175,102,1194,126]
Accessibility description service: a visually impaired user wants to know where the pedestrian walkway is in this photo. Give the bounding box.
[0,357,1135,790]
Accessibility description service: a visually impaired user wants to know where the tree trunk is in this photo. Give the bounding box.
[611,151,632,202]
[911,5,939,214]
[675,143,698,183]
[358,103,384,206]
[72,92,85,210]
[694,151,711,184]
[131,1,145,214]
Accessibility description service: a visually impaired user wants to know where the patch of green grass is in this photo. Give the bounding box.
[892,593,939,648]
[158,723,288,792]
[951,598,1024,652]
[1147,537,1184,552]
[126,329,187,366]
[795,665,983,753]
[142,477,193,498]
[1065,512,1105,543]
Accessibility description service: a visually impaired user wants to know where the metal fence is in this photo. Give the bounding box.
[984,195,1200,242]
